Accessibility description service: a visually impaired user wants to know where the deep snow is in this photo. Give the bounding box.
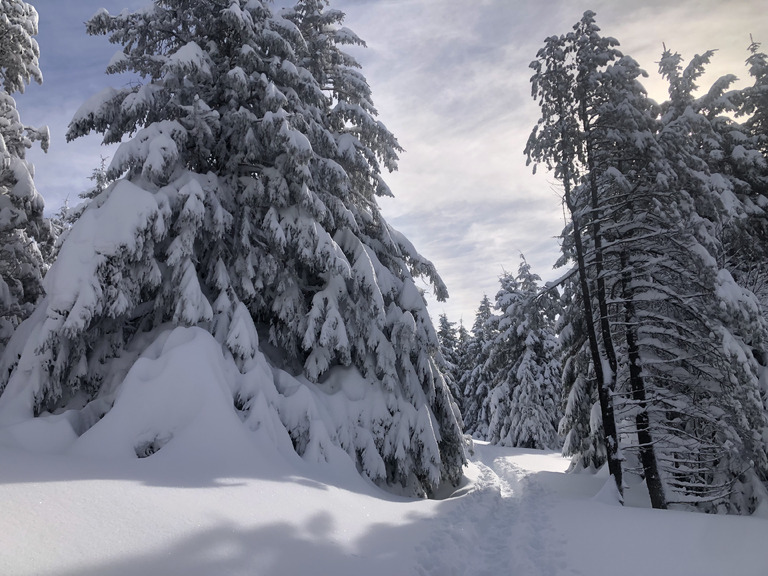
[1,327,767,575]
[3,433,768,575]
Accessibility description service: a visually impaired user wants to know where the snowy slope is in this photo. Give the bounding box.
[2,333,767,576]
[3,441,768,575]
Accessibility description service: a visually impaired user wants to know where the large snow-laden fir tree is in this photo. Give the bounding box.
[0,0,465,497]
[0,0,51,354]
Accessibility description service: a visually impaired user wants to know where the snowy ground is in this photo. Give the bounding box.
[3,427,768,576]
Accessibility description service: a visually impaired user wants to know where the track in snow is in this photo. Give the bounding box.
[416,443,576,576]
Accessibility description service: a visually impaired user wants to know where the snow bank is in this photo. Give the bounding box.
[71,327,256,463]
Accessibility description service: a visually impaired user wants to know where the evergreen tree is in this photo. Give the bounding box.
[649,46,768,512]
[527,12,768,512]
[0,0,51,354]
[739,37,768,157]
[525,13,624,497]
[733,38,768,320]
[454,319,471,400]
[577,29,671,508]
[50,155,112,254]
[436,312,462,406]
[0,0,464,497]
[557,272,604,469]
[483,271,517,444]
[459,294,494,437]
[484,258,562,449]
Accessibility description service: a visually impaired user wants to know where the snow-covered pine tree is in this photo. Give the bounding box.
[729,39,768,322]
[49,155,112,258]
[558,32,768,512]
[0,0,464,497]
[483,271,518,445]
[483,258,561,449]
[742,37,768,157]
[0,0,51,355]
[454,318,471,402]
[436,313,462,404]
[480,271,521,443]
[507,259,562,449]
[282,0,465,492]
[459,294,494,437]
[55,156,110,227]
[527,12,768,512]
[567,31,670,508]
[456,319,470,355]
[737,38,768,380]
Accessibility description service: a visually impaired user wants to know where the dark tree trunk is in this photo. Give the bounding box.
[562,168,624,500]
[579,99,624,499]
[620,252,667,509]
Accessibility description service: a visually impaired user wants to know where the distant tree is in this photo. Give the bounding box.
[460,294,494,437]
[454,319,471,394]
[50,155,112,251]
[0,0,51,355]
[436,313,462,405]
[0,0,464,497]
[484,258,562,449]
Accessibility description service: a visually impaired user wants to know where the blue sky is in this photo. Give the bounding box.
[17,0,764,325]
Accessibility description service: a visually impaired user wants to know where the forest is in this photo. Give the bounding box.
[1,0,767,543]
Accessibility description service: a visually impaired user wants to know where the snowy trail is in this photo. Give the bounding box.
[416,443,573,576]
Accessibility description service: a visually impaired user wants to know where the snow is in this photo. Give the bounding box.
[2,335,767,576]
[165,41,212,78]
[43,179,161,313]
[69,86,119,128]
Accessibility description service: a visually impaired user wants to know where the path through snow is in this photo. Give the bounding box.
[416,442,573,576]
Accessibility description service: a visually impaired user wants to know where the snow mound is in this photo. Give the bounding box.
[71,327,256,464]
